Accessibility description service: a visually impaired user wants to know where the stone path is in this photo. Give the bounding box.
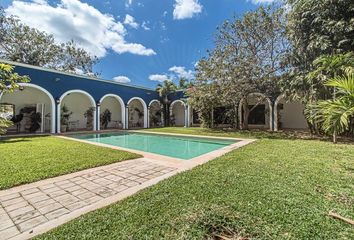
[0,159,177,240]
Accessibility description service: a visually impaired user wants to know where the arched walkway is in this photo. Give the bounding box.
[170,100,187,127]
[57,90,96,133]
[148,100,163,128]
[238,93,273,130]
[0,83,56,133]
[274,94,308,131]
[127,97,148,129]
[98,94,125,130]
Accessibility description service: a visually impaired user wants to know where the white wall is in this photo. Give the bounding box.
[172,102,185,126]
[278,100,308,129]
[100,97,122,128]
[0,87,52,132]
[61,93,94,130]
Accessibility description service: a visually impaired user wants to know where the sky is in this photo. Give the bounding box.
[1,0,276,89]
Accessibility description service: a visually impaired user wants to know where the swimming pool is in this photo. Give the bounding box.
[71,132,237,160]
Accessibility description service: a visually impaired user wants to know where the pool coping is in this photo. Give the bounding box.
[57,131,256,169]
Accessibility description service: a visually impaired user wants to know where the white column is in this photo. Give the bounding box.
[96,105,101,131]
[125,106,129,129]
[147,107,150,128]
[161,105,165,127]
[184,106,188,128]
[57,102,61,133]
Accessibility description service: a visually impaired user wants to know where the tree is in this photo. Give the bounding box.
[0,8,98,76]
[305,74,354,143]
[284,0,354,102]
[156,80,177,126]
[0,63,30,134]
[191,6,289,129]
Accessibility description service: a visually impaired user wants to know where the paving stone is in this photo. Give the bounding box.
[20,188,40,196]
[48,190,67,198]
[1,197,26,207]
[27,194,50,204]
[124,181,139,187]
[39,183,56,190]
[92,188,116,198]
[64,185,82,193]
[1,226,20,239]
[0,218,14,231]
[54,194,79,206]
[58,182,76,189]
[13,210,40,225]
[114,185,129,192]
[4,200,28,212]
[71,188,89,196]
[66,201,88,211]
[22,191,47,200]
[31,199,56,209]
[55,180,71,186]
[45,208,70,220]
[41,186,62,194]
[84,196,103,204]
[8,205,35,218]
[0,193,20,202]
[76,191,96,200]
[17,215,47,232]
[38,202,63,215]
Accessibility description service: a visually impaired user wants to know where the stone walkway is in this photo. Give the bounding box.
[0,159,177,240]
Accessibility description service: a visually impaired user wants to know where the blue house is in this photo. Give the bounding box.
[0,60,191,134]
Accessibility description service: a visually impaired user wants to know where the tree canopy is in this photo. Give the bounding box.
[190,6,289,128]
[0,8,98,76]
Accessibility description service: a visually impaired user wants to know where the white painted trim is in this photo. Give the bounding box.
[274,94,285,131]
[170,100,187,127]
[127,97,148,128]
[170,99,186,110]
[0,83,56,134]
[148,99,161,108]
[238,93,273,131]
[57,90,97,133]
[99,94,126,130]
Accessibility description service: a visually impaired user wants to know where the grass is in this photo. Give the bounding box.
[0,136,140,190]
[38,128,354,239]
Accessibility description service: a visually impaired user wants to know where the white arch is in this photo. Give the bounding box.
[99,94,126,130]
[170,100,187,127]
[127,97,148,128]
[148,99,161,108]
[238,93,273,130]
[274,94,285,131]
[57,90,97,133]
[0,83,56,134]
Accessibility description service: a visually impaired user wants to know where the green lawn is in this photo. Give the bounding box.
[38,128,354,239]
[0,136,140,190]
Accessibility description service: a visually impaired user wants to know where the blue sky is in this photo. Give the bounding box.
[2,0,274,88]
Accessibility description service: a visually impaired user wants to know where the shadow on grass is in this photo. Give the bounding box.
[0,135,51,144]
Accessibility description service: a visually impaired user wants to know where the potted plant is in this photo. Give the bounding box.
[100,109,111,129]
[61,105,72,132]
[84,107,95,130]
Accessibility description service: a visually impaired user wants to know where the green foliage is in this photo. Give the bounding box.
[100,109,112,129]
[156,80,177,126]
[306,74,354,136]
[191,6,288,128]
[0,9,98,76]
[284,0,354,101]
[0,62,29,134]
[0,136,140,189]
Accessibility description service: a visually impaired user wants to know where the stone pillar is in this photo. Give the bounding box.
[96,104,101,131]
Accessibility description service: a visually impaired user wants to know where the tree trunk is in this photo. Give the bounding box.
[242,99,249,130]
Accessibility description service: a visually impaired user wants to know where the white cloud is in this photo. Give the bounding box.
[173,0,202,20]
[113,76,131,83]
[149,74,170,82]
[5,0,155,58]
[248,0,278,4]
[124,14,139,29]
[141,21,150,30]
[169,66,194,79]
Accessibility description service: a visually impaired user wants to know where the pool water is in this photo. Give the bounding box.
[71,132,236,160]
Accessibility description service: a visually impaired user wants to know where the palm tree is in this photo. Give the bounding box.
[156,80,177,126]
[306,74,354,143]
